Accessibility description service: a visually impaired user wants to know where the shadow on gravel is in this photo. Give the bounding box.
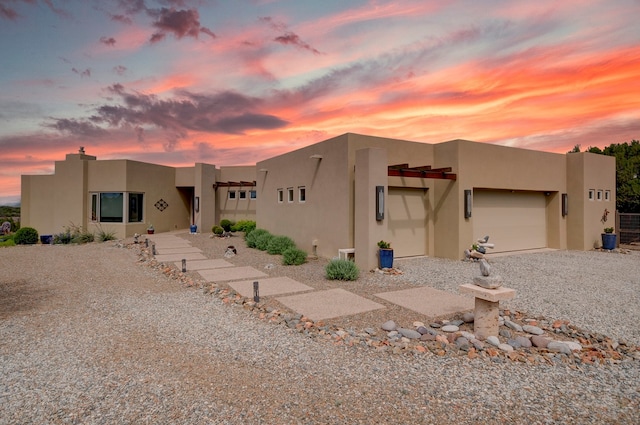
[0,279,51,319]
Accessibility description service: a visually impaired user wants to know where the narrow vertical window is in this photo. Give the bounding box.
[299,186,306,203]
[91,193,98,222]
[250,190,257,200]
[277,189,283,203]
[287,187,294,203]
[228,190,236,200]
[597,190,603,201]
[239,190,247,200]
[605,190,610,201]
[588,189,595,201]
[128,193,144,222]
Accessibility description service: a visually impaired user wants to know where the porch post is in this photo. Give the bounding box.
[354,148,388,271]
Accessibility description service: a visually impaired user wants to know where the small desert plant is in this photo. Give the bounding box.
[267,235,296,255]
[255,231,274,251]
[212,225,224,236]
[14,227,39,245]
[245,228,269,248]
[377,240,391,249]
[325,259,359,281]
[73,231,95,244]
[282,247,307,265]
[53,231,73,244]
[604,227,614,234]
[231,220,256,233]
[220,219,234,232]
[96,226,117,241]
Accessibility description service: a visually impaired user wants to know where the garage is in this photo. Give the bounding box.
[473,189,547,253]
[387,188,428,257]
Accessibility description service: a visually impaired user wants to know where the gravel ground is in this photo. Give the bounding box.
[1,236,639,424]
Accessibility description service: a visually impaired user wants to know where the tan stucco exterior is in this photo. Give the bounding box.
[22,134,615,266]
[256,133,616,269]
[21,150,256,239]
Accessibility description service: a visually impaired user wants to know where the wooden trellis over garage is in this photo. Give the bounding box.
[388,164,457,180]
[212,181,256,189]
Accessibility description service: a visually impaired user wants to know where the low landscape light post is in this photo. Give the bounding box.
[253,281,259,303]
[181,259,186,273]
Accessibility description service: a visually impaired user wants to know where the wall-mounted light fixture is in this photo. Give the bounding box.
[376,185,385,221]
[309,154,323,159]
[464,189,472,219]
[258,168,268,172]
[194,196,200,213]
[562,193,568,217]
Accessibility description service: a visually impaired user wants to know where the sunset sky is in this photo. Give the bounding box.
[1,0,639,204]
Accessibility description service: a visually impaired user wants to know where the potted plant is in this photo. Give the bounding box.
[147,223,154,234]
[377,240,393,269]
[602,227,616,250]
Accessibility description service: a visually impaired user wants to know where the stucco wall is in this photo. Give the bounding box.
[215,166,257,225]
[566,152,616,249]
[257,134,352,258]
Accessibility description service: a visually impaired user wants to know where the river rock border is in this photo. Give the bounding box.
[127,242,640,367]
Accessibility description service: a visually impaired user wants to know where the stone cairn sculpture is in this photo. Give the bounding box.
[473,258,503,289]
[464,235,495,260]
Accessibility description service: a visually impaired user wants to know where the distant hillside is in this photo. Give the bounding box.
[0,205,20,218]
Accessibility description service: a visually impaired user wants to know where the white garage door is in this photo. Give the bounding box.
[473,190,547,253]
[387,188,428,257]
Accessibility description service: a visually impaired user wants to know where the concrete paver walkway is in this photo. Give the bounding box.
[148,232,473,322]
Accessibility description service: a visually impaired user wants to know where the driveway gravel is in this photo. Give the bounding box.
[0,238,638,424]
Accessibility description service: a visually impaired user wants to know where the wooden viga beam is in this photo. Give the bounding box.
[387,166,456,180]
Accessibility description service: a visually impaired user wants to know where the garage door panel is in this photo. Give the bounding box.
[388,189,427,257]
[474,191,546,253]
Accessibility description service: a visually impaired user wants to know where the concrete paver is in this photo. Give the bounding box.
[375,287,473,318]
[198,266,268,283]
[227,277,313,298]
[158,247,202,255]
[155,252,208,262]
[173,259,234,271]
[277,288,385,321]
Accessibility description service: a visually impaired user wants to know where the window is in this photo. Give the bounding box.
[228,190,236,200]
[597,190,603,201]
[287,187,294,203]
[91,194,98,222]
[588,189,595,201]
[277,189,284,203]
[100,192,124,222]
[605,190,611,201]
[239,190,247,200]
[128,193,143,222]
[299,186,306,203]
[250,190,257,200]
[91,192,144,223]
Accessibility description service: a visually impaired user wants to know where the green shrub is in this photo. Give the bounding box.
[325,259,359,281]
[0,234,15,247]
[245,228,269,247]
[267,235,296,255]
[212,225,224,235]
[14,227,39,245]
[220,219,234,232]
[255,231,273,251]
[282,247,307,265]
[231,220,256,233]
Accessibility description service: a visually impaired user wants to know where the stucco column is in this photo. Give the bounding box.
[195,163,217,233]
[354,148,388,271]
